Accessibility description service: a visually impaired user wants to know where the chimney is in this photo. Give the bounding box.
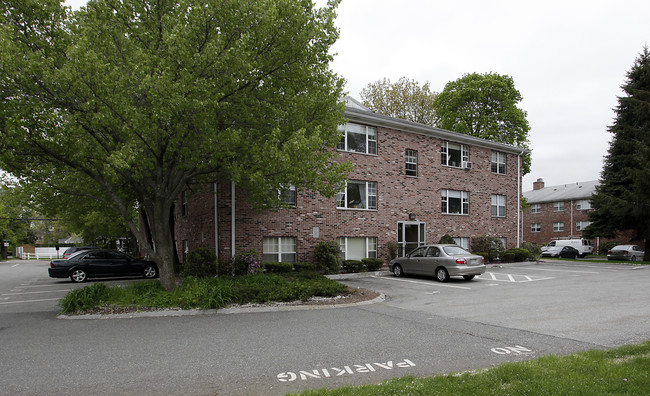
[533,178,545,191]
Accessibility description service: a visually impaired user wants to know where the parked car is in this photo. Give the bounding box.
[63,246,98,259]
[541,246,579,259]
[49,249,158,283]
[389,244,485,282]
[540,239,593,258]
[607,245,645,261]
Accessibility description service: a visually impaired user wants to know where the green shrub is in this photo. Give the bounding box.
[59,282,112,312]
[314,241,342,274]
[218,259,233,277]
[233,249,262,276]
[264,261,293,273]
[599,241,622,255]
[342,260,364,273]
[385,240,399,260]
[181,247,218,278]
[362,258,384,271]
[504,248,531,262]
[438,234,456,244]
[522,242,541,259]
[471,236,504,262]
[294,262,317,272]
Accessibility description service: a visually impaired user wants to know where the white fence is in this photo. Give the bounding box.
[16,247,63,260]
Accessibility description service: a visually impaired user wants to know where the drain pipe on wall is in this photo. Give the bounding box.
[517,150,523,248]
[231,180,236,258]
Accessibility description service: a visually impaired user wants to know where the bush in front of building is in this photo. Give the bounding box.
[314,241,342,274]
[385,241,399,260]
[471,236,504,262]
[181,248,218,278]
[362,258,384,271]
[294,262,317,272]
[598,241,622,255]
[502,248,531,262]
[263,262,294,273]
[342,260,365,273]
[522,242,541,260]
[233,249,263,276]
[438,234,456,244]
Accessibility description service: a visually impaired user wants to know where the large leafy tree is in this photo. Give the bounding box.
[0,0,350,289]
[433,72,531,174]
[585,47,650,245]
[360,77,438,125]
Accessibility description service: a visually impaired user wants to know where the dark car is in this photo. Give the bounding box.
[49,249,158,283]
[389,244,485,282]
[541,245,579,259]
[63,246,98,259]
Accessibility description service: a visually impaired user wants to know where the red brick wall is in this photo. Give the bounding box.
[174,125,522,263]
[522,201,591,245]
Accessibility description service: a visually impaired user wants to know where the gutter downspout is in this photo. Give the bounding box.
[517,150,523,248]
[231,181,236,258]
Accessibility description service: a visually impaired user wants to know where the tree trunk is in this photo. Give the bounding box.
[145,200,178,291]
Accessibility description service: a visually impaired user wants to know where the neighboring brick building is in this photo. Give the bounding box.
[522,179,597,246]
[174,98,528,264]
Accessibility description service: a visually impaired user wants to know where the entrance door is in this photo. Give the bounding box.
[397,221,426,257]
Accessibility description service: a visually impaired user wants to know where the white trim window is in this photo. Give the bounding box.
[263,237,297,263]
[453,237,470,249]
[337,180,377,210]
[442,189,469,215]
[337,123,377,155]
[491,194,506,217]
[491,151,506,174]
[576,221,592,231]
[405,149,418,177]
[553,222,565,232]
[441,142,469,168]
[530,203,541,214]
[553,202,565,212]
[181,190,188,217]
[277,185,296,207]
[337,237,377,260]
[576,199,592,210]
[531,223,541,232]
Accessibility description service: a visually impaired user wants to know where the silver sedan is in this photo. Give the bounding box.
[389,244,486,282]
[607,245,645,261]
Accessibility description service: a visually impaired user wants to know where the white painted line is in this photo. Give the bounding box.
[372,276,472,290]
[0,298,60,305]
[2,290,70,296]
[11,263,20,268]
[524,267,600,274]
[507,274,516,282]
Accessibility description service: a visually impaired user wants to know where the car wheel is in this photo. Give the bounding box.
[392,264,403,277]
[143,265,158,279]
[435,267,449,282]
[463,275,475,281]
[70,269,87,283]
[630,255,637,261]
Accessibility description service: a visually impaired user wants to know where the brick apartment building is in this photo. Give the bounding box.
[174,98,528,264]
[522,178,597,246]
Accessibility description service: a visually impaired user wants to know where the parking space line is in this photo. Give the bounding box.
[523,267,600,274]
[0,298,60,305]
[372,276,472,290]
[2,290,70,296]
[477,272,554,283]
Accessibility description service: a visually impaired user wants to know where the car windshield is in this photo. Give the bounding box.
[66,250,88,259]
[442,246,471,256]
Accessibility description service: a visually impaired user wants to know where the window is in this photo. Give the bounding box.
[263,237,297,263]
[442,189,469,215]
[337,237,377,260]
[553,202,564,212]
[278,185,296,207]
[181,190,188,216]
[453,237,470,249]
[337,123,377,155]
[553,222,565,232]
[491,194,506,217]
[441,142,469,168]
[531,223,541,232]
[182,240,188,263]
[531,203,541,213]
[576,200,591,210]
[337,181,377,210]
[491,151,506,174]
[405,149,418,177]
[576,221,591,231]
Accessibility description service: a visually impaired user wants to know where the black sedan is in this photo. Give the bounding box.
[49,249,158,283]
[541,245,579,259]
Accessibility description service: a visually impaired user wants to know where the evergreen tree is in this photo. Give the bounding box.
[585,47,650,245]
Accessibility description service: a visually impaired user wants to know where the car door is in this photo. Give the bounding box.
[103,250,131,276]
[404,246,428,274]
[80,250,109,276]
[420,246,441,276]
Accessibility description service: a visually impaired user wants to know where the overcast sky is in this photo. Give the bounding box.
[64,0,649,191]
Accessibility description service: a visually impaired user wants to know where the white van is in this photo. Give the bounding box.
[541,238,593,257]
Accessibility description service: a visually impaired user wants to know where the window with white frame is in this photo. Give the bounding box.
[277,185,296,207]
[576,221,592,231]
[576,199,592,210]
[441,142,469,168]
[337,123,377,155]
[181,190,188,217]
[442,189,469,215]
[531,223,541,232]
[530,203,541,213]
[263,237,297,263]
[553,222,565,232]
[491,194,506,217]
[337,237,377,260]
[453,237,470,249]
[337,180,377,210]
[405,149,418,177]
[491,151,506,174]
[553,202,564,212]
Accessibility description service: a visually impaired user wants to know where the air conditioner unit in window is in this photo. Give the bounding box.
[463,161,473,169]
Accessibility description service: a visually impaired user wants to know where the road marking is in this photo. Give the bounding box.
[373,276,472,290]
[523,267,599,274]
[11,263,20,268]
[0,298,60,305]
[2,290,70,296]
[478,272,554,283]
